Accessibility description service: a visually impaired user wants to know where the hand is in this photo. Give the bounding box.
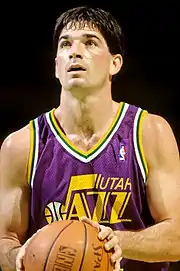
[80,217,122,271]
[16,225,49,270]
[16,235,33,271]
[16,242,26,271]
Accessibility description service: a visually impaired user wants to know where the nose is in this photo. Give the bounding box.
[69,42,83,59]
[69,53,82,59]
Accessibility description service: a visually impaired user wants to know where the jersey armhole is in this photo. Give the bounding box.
[133,108,148,183]
[27,118,39,187]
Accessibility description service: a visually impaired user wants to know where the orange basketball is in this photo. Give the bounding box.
[24,220,113,271]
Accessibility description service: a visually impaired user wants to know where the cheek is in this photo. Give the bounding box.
[91,49,110,64]
[55,56,62,66]
[92,54,110,72]
[55,56,65,74]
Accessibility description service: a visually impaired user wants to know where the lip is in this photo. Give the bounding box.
[67,64,86,72]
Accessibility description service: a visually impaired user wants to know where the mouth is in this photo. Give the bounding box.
[67,65,86,72]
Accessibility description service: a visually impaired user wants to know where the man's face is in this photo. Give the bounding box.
[55,23,120,93]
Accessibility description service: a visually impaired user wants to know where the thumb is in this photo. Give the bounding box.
[79,217,100,231]
[16,245,26,271]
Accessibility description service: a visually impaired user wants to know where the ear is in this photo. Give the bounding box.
[109,54,123,76]
[55,57,59,78]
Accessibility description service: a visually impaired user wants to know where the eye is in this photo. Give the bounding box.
[60,40,71,48]
[85,39,97,47]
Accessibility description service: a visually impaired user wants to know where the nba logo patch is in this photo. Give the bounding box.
[119,142,127,161]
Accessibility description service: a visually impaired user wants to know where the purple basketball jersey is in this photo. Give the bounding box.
[27,102,168,271]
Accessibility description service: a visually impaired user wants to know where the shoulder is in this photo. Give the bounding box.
[1,124,30,156]
[0,125,30,185]
[122,102,172,136]
[1,108,50,156]
[142,113,179,166]
[142,113,175,142]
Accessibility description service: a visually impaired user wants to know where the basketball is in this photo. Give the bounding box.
[24,220,113,271]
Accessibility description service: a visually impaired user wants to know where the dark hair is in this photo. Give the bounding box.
[53,6,124,57]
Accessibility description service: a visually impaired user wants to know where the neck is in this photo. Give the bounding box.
[55,87,119,139]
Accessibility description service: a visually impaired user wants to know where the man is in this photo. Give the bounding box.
[0,6,180,271]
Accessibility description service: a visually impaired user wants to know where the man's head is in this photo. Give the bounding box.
[53,6,124,94]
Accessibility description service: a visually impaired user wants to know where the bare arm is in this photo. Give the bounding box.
[115,114,180,262]
[0,126,30,270]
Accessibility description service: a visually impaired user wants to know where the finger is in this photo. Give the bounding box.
[16,256,24,271]
[107,231,115,240]
[111,245,122,263]
[105,235,119,251]
[16,267,25,271]
[79,217,100,231]
[16,245,26,271]
[98,225,112,240]
[114,259,121,271]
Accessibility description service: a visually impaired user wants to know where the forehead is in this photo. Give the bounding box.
[59,22,105,41]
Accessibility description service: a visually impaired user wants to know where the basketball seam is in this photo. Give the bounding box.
[79,222,87,271]
[43,220,74,271]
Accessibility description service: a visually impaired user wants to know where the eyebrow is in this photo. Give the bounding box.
[59,34,101,42]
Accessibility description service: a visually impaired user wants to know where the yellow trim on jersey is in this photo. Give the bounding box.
[138,110,148,175]
[27,120,35,185]
[50,102,124,156]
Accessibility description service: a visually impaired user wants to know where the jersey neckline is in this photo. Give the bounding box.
[46,102,129,162]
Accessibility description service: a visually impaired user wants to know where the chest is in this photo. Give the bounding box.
[67,134,101,151]
[37,136,137,195]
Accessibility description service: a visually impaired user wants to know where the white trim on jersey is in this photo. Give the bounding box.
[45,103,129,163]
[30,118,39,188]
[133,108,147,183]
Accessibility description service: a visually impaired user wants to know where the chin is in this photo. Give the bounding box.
[68,79,87,90]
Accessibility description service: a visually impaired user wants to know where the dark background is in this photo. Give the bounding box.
[0,2,179,270]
